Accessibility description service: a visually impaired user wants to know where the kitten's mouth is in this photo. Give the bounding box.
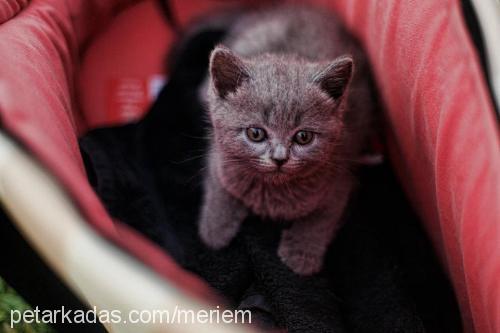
[261,165,286,174]
[252,162,297,180]
[272,165,284,172]
[270,171,293,184]
[259,165,295,182]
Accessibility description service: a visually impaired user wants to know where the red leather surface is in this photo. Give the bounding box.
[0,0,498,331]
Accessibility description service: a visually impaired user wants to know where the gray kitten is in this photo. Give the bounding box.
[198,5,376,275]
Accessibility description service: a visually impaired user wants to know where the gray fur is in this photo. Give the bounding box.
[198,5,375,275]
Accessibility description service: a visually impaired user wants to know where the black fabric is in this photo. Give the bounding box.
[0,209,107,333]
[79,26,462,332]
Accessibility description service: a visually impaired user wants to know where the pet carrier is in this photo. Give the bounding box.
[0,0,498,332]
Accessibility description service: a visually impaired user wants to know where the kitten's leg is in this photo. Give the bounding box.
[278,187,351,275]
[198,174,248,249]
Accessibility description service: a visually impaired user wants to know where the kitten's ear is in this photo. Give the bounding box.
[313,55,353,101]
[209,45,249,99]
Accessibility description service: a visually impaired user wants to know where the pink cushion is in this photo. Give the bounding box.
[0,0,216,301]
[319,1,500,332]
[0,0,29,24]
[0,0,498,331]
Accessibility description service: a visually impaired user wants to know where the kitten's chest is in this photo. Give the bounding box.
[219,168,328,220]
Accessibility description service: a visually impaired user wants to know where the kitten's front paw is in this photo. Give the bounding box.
[198,202,245,250]
[198,216,233,250]
[278,237,323,276]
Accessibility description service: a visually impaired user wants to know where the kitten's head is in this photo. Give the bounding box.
[207,45,353,182]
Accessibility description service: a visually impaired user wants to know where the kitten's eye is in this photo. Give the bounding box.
[294,130,314,145]
[246,127,267,142]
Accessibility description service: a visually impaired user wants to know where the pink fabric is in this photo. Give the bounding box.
[79,0,264,128]
[0,0,216,301]
[314,1,499,332]
[0,0,29,24]
[79,0,174,127]
[0,0,498,331]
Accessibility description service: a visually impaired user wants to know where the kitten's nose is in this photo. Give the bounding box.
[272,157,288,167]
[272,144,288,167]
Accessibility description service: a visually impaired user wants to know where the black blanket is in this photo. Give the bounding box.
[79,27,462,332]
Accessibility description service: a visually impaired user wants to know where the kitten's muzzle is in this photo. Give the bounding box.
[271,143,289,168]
[271,156,288,168]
